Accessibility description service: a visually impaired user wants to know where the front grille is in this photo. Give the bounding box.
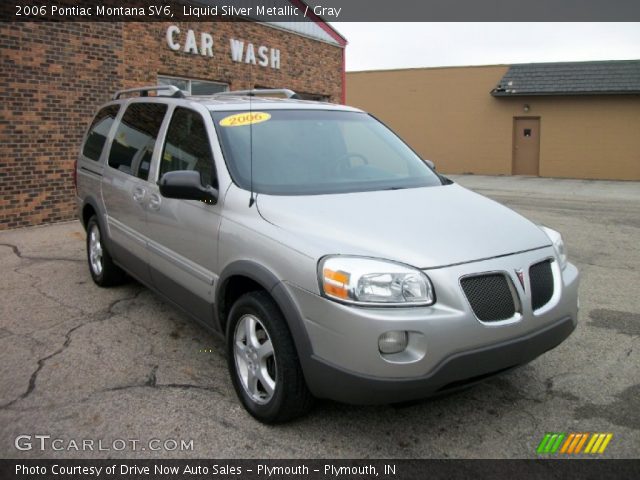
[461,273,517,322]
[530,260,554,310]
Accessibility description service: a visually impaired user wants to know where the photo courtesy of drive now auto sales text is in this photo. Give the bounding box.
[15,462,380,477]
[15,463,246,477]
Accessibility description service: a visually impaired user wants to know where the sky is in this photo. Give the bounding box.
[333,23,640,71]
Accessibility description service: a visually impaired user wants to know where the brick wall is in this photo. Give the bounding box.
[0,22,123,229]
[0,21,343,229]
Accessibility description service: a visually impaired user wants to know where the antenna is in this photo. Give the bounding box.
[248,65,255,208]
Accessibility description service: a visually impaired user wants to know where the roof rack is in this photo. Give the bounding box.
[213,88,299,99]
[112,85,185,100]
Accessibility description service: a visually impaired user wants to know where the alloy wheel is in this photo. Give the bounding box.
[88,224,103,276]
[233,314,277,404]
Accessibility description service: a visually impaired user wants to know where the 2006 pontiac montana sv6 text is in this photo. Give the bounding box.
[76,86,579,422]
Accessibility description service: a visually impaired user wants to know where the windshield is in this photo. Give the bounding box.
[211,109,443,195]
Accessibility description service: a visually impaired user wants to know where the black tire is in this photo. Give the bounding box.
[226,291,314,423]
[86,215,126,287]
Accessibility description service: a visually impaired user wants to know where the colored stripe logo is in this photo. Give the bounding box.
[537,433,613,454]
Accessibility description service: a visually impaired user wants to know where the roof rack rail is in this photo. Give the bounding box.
[112,85,185,100]
[213,88,299,99]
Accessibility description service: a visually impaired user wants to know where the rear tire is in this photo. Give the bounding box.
[227,291,314,423]
[86,215,126,287]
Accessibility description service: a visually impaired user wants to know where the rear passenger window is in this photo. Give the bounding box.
[108,103,167,180]
[82,105,120,161]
[160,108,217,188]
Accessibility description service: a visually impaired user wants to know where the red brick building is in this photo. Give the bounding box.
[0,16,346,229]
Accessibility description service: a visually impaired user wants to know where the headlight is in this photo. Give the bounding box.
[318,256,435,306]
[540,226,568,269]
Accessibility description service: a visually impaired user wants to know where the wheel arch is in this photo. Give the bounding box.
[81,197,101,229]
[80,196,116,255]
[215,261,314,366]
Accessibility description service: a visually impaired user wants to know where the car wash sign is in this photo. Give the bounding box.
[166,25,280,69]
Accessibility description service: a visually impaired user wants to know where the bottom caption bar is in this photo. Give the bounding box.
[2,459,639,479]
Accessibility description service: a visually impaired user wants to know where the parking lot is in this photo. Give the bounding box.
[1,175,638,458]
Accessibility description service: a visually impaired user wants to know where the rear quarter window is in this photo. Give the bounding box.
[82,105,120,161]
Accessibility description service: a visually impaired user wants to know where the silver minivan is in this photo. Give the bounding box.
[76,86,579,423]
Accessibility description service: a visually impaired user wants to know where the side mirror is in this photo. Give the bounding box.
[425,159,436,170]
[158,170,218,203]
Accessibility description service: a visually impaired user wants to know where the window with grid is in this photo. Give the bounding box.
[158,76,228,96]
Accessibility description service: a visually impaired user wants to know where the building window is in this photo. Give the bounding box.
[158,76,228,95]
[295,92,330,102]
[254,85,329,102]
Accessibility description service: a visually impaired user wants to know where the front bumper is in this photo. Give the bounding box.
[302,315,575,404]
[287,246,579,404]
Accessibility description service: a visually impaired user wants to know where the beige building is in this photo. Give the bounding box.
[347,61,640,180]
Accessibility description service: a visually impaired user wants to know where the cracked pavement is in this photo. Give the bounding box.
[0,175,638,458]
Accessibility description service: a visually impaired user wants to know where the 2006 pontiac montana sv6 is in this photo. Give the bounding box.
[76,86,579,423]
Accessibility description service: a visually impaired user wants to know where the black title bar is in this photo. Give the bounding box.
[2,0,640,22]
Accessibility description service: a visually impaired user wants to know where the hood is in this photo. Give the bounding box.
[256,184,551,268]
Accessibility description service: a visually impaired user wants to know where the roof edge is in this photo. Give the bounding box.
[348,59,640,75]
[492,90,640,97]
[507,59,640,67]
[348,64,511,74]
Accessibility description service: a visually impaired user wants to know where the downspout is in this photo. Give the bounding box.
[341,47,346,104]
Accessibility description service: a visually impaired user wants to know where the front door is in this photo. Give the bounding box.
[512,118,540,175]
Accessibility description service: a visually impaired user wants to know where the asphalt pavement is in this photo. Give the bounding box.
[0,175,638,458]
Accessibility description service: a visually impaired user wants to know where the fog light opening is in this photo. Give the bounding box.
[378,331,409,354]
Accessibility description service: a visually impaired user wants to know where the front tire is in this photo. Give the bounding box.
[86,215,126,287]
[227,291,313,423]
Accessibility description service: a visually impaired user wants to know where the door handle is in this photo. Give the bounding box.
[132,186,146,203]
[148,193,161,211]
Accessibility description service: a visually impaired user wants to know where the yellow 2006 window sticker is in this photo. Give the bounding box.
[219,112,271,127]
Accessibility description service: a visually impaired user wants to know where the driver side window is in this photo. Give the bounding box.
[160,108,217,188]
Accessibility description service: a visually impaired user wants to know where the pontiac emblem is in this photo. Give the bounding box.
[515,269,526,290]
